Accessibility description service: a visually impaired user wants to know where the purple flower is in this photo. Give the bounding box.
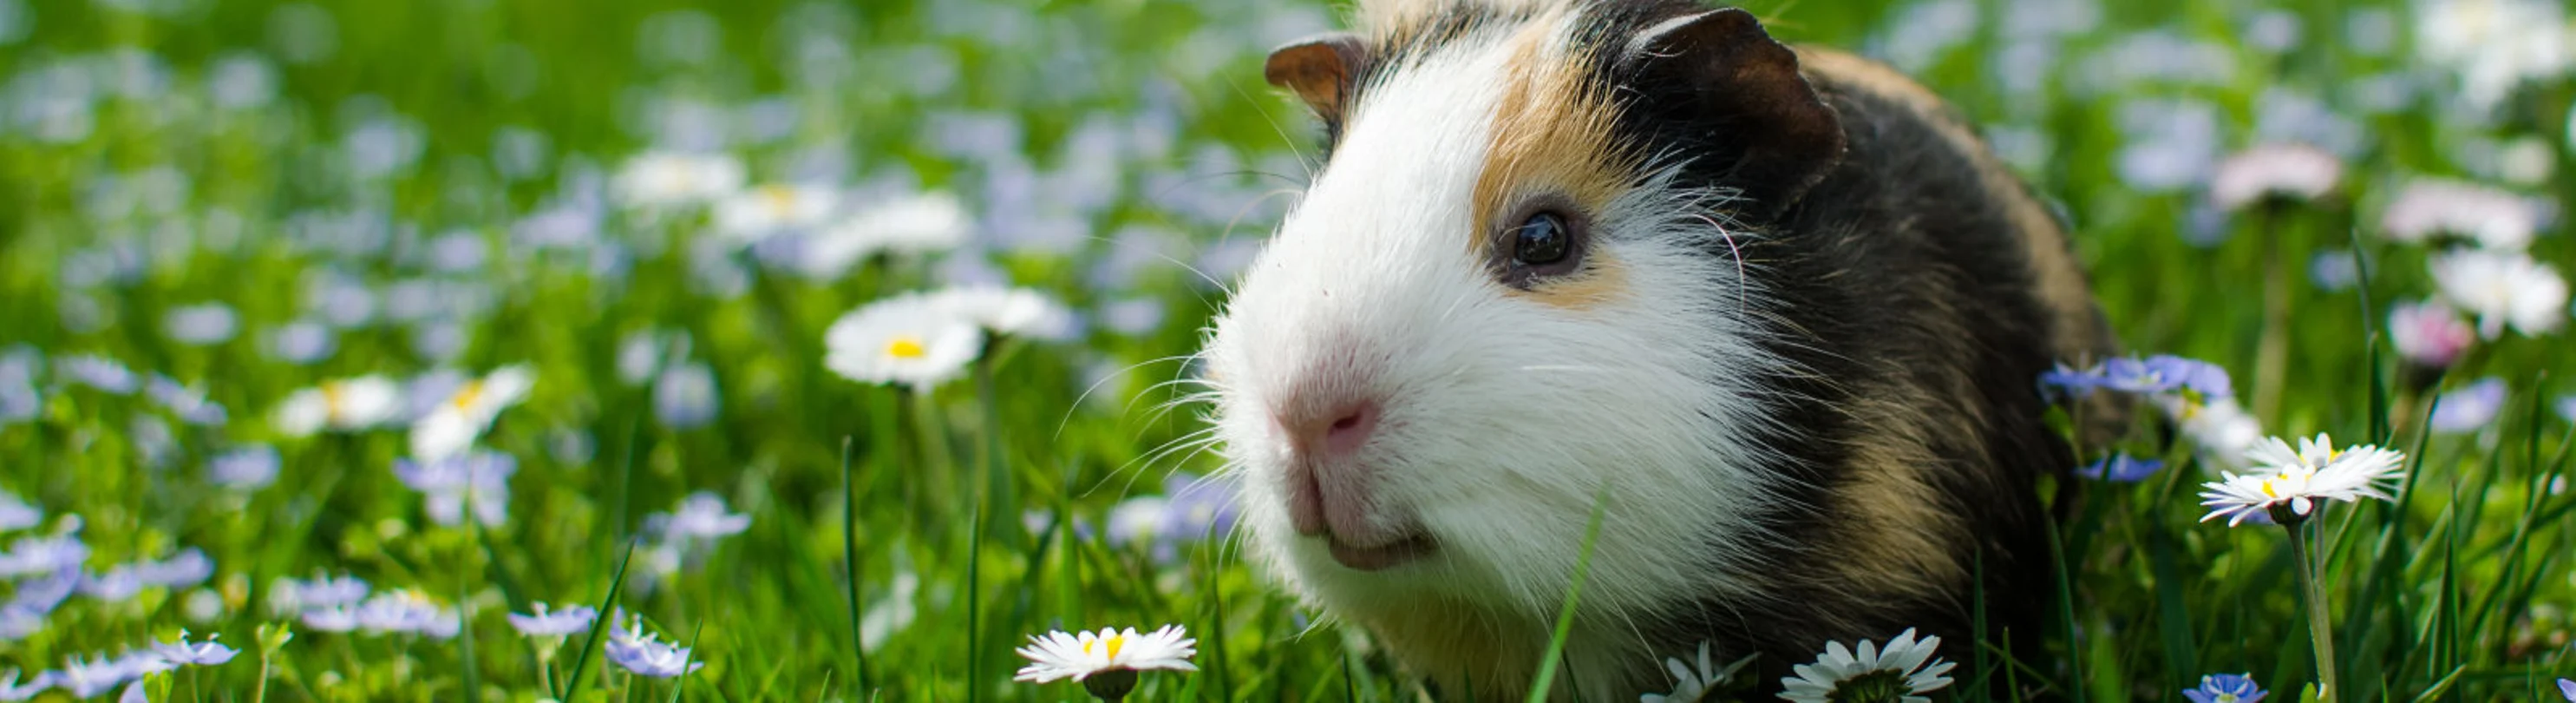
[208,446,279,489]
[2555,678,2573,701]
[354,590,454,637]
[0,534,90,577]
[81,566,145,602]
[507,602,597,637]
[652,363,719,430]
[111,650,173,680]
[9,568,78,615]
[2183,673,2265,703]
[2043,356,2232,401]
[299,606,360,633]
[151,630,239,666]
[0,669,50,700]
[54,655,127,698]
[0,491,38,533]
[1157,472,1241,543]
[393,451,517,527]
[2076,454,2165,483]
[144,375,227,426]
[2429,378,2507,434]
[57,355,136,394]
[0,608,42,641]
[270,572,369,613]
[605,618,703,678]
[646,492,749,542]
[135,549,212,588]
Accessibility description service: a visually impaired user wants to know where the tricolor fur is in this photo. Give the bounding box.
[1199,0,2115,699]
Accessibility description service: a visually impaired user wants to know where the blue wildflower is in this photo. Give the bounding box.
[151,630,239,666]
[392,451,516,527]
[2037,362,2101,399]
[0,491,38,533]
[81,566,145,602]
[208,446,279,489]
[2076,454,2165,483]
[2182,673,2266,703]
[2556,677,2573,701]
[652,362,719,430]
[144,375,227,426]
[605,616,703,678]
[270,572,369,614]
[0,669,49,700]
[0,534,89,578]
[135,548,212,588]
[2429,378,2507,434]
[1157,472,1241,543]
[54,655,127,698]
[507,602,597,637]
[56,355,137,394]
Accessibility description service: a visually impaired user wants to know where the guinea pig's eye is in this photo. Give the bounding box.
[1511,212,1573,266]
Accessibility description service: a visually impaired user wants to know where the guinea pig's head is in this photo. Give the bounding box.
[1200,1,1847,629]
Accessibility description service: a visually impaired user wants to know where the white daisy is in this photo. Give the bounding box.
[1642,641,1754,703]
[2208,144,2344,212]
[932,286,1078,341]
[1778,627,1956,703]
[2429,249,2567,339]
[791,191,971,281]
[823,293,985,391]
[2199,433,2407,526]
[273,375,404,437]
[713,183,840,244]
[409,365,536,461]
[2161,395,2265,471]
[611,151,745,209]
[2380,179,2546,250]
[1012,624,1198,684]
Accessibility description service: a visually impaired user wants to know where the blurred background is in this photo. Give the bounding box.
[1,0,2573,700]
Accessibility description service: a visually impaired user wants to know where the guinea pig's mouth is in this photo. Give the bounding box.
[1324,531,1437,571]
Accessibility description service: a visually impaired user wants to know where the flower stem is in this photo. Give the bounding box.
[2283,518,2340,701]
[2252,202,2293,424]
[252,647,271,703]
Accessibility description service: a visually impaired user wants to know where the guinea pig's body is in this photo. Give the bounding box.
[1199,0,2113,699]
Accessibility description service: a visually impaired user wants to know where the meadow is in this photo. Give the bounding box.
[0,0,2573,700]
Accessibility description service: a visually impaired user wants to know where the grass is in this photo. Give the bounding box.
[0,0,2573,700]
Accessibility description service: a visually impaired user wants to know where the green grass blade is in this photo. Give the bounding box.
[2045,511,2087,703]
[671,620,706,703]
[1524,488,1610,703]
[965,497,985,703]
[563,538,640,699]
[840,436,873,696]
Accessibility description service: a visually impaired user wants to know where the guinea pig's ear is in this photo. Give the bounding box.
[1265,33,1370,123]
[1624,9,1846,216]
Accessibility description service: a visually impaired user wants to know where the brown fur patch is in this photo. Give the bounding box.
[1475,14,1637,309]
[1833,392,1974,600]
[1795,49,2106,361]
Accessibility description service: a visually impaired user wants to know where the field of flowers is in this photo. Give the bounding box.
[1,0,2574,700]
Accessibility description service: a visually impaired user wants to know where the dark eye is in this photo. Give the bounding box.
[1511,212,1572,266]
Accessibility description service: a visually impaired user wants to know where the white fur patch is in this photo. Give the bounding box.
[1201,14,1796,698]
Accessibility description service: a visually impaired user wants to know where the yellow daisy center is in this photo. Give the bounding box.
[449,380,487,411]
[321,382,347,419]
[1104,633,1126,661]
[886,335,927,359]
[760,185,797,213]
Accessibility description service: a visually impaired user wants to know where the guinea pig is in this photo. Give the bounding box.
[1196,0,2115,699]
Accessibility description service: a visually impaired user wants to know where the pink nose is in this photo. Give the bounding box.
[1276,395,1381,537]
[1288,398,1378,459]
